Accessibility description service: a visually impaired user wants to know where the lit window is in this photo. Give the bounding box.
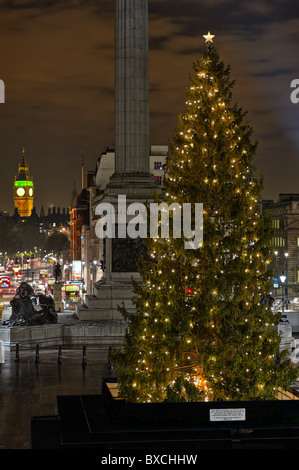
[272,237,285,247]
[154,176,162,185]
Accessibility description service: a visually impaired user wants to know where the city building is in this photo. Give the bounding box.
[93,145,167,189]
[13,148,34,217]
[38,206,70,235]
[69,189,89,271]
[12,147,70,232]
[263,194,299,297]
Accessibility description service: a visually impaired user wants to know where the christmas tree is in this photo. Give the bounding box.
[111,34,297,403]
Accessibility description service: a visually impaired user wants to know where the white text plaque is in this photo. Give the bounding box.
[210,408,246,422]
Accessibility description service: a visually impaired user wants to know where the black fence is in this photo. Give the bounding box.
[9,342,114,374]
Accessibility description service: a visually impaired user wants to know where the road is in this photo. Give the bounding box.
[0,264,80,316]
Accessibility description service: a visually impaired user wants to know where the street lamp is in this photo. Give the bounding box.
[284,252,289,301]
[92,260,97,293]
[280,273,286,312]
[274,251,279,295]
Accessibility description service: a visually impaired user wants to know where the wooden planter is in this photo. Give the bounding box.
[102,378,299,430]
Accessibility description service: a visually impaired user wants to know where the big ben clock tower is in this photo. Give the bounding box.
[14,148,34,217]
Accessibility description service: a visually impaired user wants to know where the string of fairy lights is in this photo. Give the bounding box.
[115,33,294,403]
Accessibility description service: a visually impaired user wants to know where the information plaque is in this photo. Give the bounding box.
[210,408,246,422]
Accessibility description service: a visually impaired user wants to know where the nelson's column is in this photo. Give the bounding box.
[76,0,159,321]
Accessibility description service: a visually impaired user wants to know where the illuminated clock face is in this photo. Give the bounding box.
[29,188,33,197]
[16,187,25,197]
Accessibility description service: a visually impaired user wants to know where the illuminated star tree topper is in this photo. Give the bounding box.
[203,31,215,43]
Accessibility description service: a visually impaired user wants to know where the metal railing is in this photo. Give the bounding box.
[9,342,116,376]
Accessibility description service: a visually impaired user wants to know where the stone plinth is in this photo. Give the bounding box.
[63,321,126,347]
[76,280,135,321]
[0,317,126,348]
[0,324,63,348]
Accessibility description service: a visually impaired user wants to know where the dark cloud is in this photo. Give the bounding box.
[0,0,298,214]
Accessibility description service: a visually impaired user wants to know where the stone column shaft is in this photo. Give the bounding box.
[115,0,150,174]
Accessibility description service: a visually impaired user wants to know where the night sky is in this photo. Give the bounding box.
[0,0,298,215]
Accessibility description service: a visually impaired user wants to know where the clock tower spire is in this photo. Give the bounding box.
[14,147,34,217]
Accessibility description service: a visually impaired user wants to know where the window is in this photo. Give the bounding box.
[154,161,162,170]
[272,237,285,247]
[154,176,162,185]
[272,219,280,229]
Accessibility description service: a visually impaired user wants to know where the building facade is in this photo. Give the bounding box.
[13,148,34,217]
[263,194,299,298]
